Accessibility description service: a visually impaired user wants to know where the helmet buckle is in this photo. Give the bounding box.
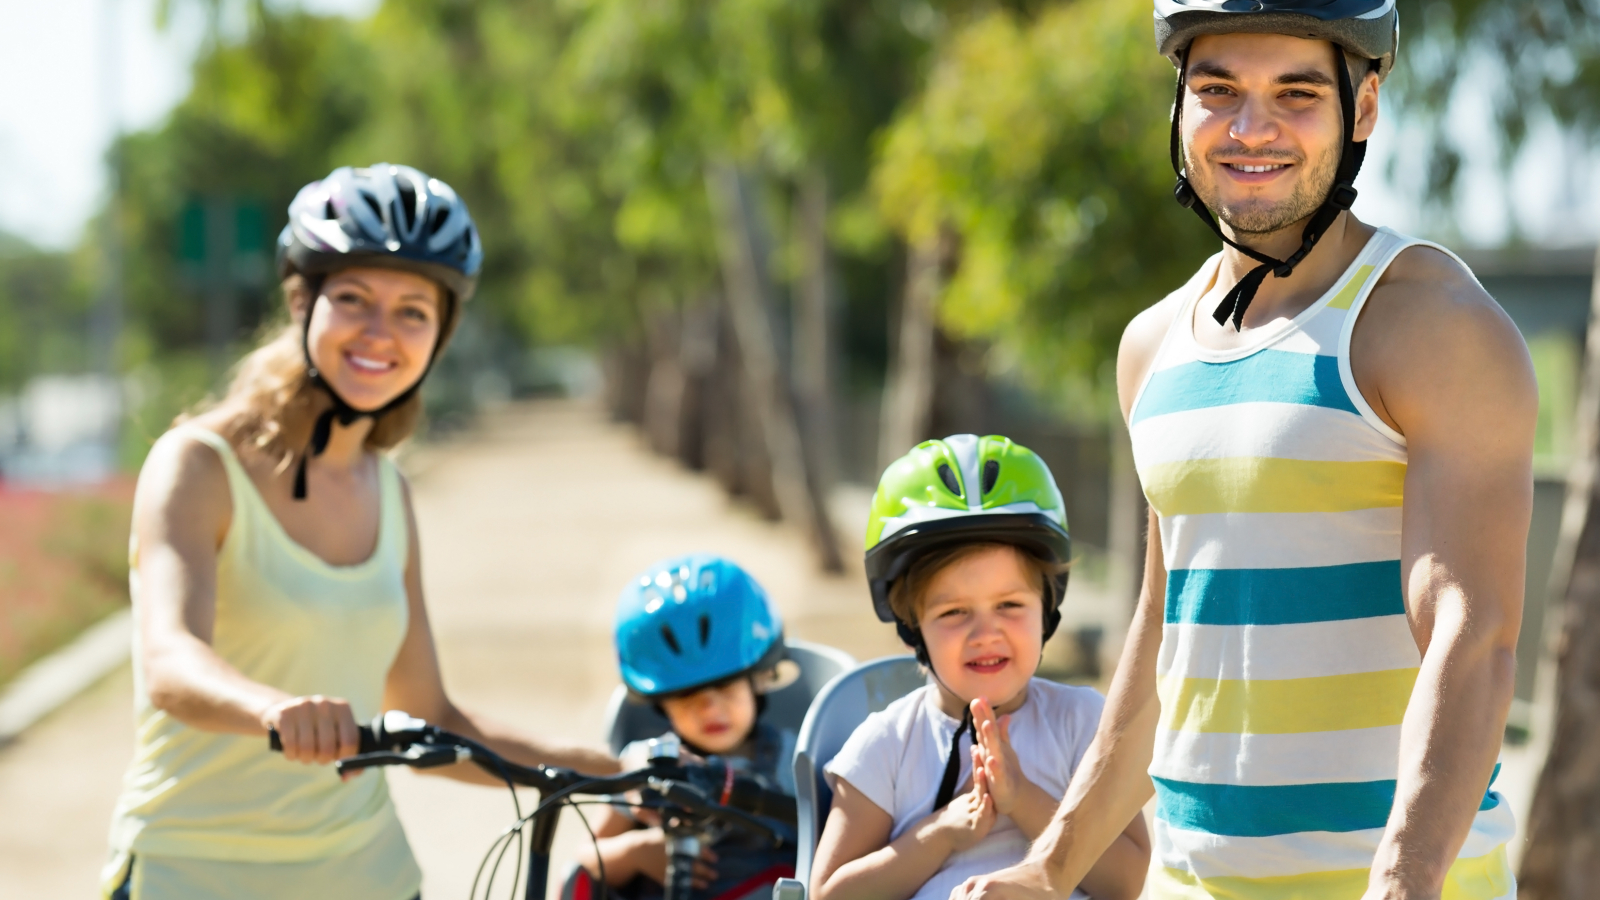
[1173,178,1198,209]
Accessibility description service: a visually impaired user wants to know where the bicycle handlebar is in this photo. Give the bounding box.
[267,711,796,841]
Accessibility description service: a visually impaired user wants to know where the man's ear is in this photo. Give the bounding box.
[1354,70,1380,143]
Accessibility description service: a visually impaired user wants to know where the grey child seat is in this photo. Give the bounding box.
[773,655,928,900]
[558,640,858,900]
[601,639,858,753]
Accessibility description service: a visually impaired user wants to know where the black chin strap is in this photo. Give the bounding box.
[293,285,445,500]
[1170,45,1367,330]
[932,704,974,812]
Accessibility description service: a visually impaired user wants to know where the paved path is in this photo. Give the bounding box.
[0,400,905,898]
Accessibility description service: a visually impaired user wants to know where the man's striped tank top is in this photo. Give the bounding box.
[1127,227,1518,900]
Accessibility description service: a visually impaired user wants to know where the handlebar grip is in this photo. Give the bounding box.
[267,725,379,754]
[722,778,797,826]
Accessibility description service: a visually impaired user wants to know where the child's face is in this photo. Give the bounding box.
[917,545,1044,711]
[659,677,758,755]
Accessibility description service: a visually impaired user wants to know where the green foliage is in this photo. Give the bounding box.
[872,0,1215,400]
[115,8,377,357]
[38,0,1581,429]
[0,235,89,390]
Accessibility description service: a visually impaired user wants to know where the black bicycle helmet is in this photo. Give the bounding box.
[1157,0,1398,329]
[275,163,483,499]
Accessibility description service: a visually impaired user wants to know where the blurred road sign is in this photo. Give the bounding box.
[178,196,269,361]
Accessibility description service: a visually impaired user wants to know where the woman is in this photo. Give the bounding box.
[104,163,616,900]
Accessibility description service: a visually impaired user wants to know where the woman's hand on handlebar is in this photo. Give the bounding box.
[262,695,360,767]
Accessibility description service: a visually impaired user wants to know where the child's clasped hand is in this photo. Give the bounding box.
[931,745,996,853]
[970,696,1043,820]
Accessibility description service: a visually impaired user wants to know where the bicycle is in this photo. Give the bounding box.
[270,711,797,900]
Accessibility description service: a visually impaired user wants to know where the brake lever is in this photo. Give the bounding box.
[334,743,471,777]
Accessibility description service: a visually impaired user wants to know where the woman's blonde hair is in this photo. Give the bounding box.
[180,271,459,472]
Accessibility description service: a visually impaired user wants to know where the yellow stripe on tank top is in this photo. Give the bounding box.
[1157,668,1419,735]
[1142,457,1406,517]
[1326,264,1377,311]
[1149,844,1512,900]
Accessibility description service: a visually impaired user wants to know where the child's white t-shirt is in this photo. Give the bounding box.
[823,678,1104,900]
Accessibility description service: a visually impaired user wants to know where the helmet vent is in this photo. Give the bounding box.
[660,625,682,655]
[982,459,1000,495]
[937,463,961,497]
[322,199,337,221]
[362,192,384,223]
[430,205,449,235]
[698,614,711,646]
[397,183,419,231]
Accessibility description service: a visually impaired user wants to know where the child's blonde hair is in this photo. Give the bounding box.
[887,541,1062,628]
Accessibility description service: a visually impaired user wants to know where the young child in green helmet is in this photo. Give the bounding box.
[810,435,1149,900]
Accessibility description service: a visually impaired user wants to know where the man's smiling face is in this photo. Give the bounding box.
[1180,32,1379,237]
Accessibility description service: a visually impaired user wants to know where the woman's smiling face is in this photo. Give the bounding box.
[917,545,1045,713]
[303,267,444,412]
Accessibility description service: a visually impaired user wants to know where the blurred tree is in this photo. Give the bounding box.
[871,0,1216,432]
[1389,0,1600,212]
[0,234,88,391]
[116,4,375,359]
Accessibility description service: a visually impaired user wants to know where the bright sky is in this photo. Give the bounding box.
[0,0,377,249]
[0,0,1592,252]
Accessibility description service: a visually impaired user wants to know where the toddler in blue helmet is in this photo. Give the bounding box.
[576,554,797,900]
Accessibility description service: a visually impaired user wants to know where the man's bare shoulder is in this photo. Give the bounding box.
[1356,244,1535,436]
[1117,290,1188,421]
[1362,245,1524,359]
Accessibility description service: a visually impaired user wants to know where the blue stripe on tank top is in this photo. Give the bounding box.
[1152,775,1503,838]
[1165,561,1405,626]
[1132,350,1358,424]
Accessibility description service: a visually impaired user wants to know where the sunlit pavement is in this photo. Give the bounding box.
[0,399,905,898]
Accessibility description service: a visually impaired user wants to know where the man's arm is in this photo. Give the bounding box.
[950,298,1182,900]
[1355,248,1536,899]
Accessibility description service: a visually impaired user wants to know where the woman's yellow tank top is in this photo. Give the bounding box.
[103,426,422,899]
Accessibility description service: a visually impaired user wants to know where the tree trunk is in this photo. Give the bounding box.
[643,306,687,458]
[675,299,719,471]
[1519,249,1600,900]
[879,236,943,471]
[792,170,838,514]
[704,161,844,571]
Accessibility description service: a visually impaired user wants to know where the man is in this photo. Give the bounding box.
[952,2,1534,899]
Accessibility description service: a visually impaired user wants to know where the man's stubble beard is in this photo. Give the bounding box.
[1186,140,1340,237]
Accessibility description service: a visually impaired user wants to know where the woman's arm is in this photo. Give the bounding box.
[380,476,620,784]
[137,431,360,764]
[811,771,993,900]
[1074,812,1150,900]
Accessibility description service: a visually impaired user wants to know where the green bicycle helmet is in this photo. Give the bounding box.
[865,434,1071,658]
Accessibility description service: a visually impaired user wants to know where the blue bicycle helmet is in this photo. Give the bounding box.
[614,555,786,698]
